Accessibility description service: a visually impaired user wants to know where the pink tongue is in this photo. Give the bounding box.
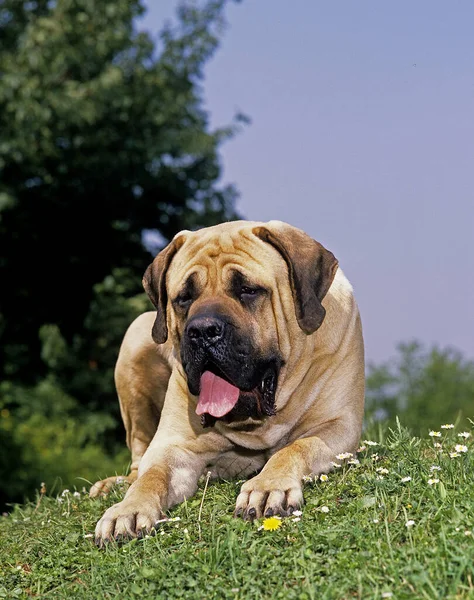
[196,371,240,418]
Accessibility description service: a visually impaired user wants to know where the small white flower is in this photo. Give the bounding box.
[61,489,70,496]
[319,474,328,482]
[335,452,353,460]
[183,528,189,534]
[73,491,81,498]
[465,530,472,536]
[320,506,330,513]
[376,467,389,474]
[302,475,313,483]
[401,476,411,483]
[83,533,94,539]
[363,440,379,446]
[430,466,441,472]
[434,442,443,449]
[57,498,64,504]
[427,478,439,485]
[357,445,367,452]
[169,516,181,522]
[429,431,441,438]
[458,432,471,439]
[441,424,454,429]
[455,444,468,453]
[160,530,166,535]
[292,510,303,517]
[450,452,460,458]
[330,462,342,468]
[292,517,301,522]
[348,458,360,465]
[371,453,380,462]
[381,593,393,599]
[373,518,379,523]
[405,520,415,528]
[455,527,460,531]
[376,475,384,480]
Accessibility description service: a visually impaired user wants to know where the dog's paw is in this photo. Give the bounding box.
[234,475,303,520]
[89,473,137,498]
[94,497,165,547]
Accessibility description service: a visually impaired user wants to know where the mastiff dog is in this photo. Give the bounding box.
[92,220,364,545]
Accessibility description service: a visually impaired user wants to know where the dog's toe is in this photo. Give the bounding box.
[234,475,303,520]
[94,498,164,547]
[89,474,135,499]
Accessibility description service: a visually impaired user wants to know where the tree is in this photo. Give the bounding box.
[366,342,474,434]
[0,0,244,386]
[0,0,245,506]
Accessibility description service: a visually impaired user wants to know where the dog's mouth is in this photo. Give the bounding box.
[195,363,277,427]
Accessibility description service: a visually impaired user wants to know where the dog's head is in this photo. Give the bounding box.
[143,220,338,426]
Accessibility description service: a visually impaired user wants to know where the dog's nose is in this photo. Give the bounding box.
[186,316,225,345]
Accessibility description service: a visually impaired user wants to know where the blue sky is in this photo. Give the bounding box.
[139,1,474,364]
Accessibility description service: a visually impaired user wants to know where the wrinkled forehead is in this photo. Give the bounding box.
[166,226,284,293]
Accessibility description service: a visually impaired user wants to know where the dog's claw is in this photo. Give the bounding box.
[244,507,257,521]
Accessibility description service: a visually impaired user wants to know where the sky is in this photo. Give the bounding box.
[139,1,474,365]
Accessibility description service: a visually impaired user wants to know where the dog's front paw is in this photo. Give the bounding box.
[94,496,165,547]
[234,475,303,520]
[89,473,137,498]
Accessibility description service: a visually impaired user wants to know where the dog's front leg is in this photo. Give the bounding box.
[94,444,204,546]
[94,371,228,546]
[234,419,358,520]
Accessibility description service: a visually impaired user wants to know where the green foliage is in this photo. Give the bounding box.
[366,341,474,434]
[57,268,151,412]
[0,376,129,508]
[0,0,243,385]
[0,0,243,508]
[1,422,473,599]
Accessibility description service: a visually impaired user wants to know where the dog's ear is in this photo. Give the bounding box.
[142,235,186,344]
[253,222,338,334]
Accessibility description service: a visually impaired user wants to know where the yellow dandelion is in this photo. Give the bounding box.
[262,516,282,531]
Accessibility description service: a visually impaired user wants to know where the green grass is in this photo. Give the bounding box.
[1,422,473,600]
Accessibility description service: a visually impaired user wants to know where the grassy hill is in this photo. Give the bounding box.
[1,422,473,600]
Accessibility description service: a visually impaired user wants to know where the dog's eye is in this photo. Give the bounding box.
[174,293,193,309]
[241,286,257,296]
[239,286,263,302]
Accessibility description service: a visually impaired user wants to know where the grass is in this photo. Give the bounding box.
[1,421,473,600]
